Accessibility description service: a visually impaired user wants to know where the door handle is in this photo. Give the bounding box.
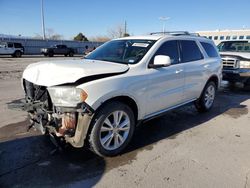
[175,69,183,74]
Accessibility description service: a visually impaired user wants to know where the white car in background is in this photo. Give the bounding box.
[0,42,24,57]
[22,32,222,156]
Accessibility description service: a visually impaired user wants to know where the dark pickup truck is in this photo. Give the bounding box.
[41,44,76,57]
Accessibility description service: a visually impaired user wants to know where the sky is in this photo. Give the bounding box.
[0,0,250,39]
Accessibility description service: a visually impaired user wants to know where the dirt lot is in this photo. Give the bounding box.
[0,56,250,188]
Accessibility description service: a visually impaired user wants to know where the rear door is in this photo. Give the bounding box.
[54,45,61,54]
[179,40,207,101]
[145,40,185,117]
[60,45,68,54]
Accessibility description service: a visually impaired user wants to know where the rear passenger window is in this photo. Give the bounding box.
[7,43,13,48]
[154,40,179,64]
[180,40,203,62]
[201,42,219,58]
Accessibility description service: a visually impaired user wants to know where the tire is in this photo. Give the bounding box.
[243,79,250,89]
[195,81,216,113]
[64,54,68,57]
[88,101,135,157]
[48,52,54,57]
[14,50,22,58]
[44,54,48,57]
[69,51,74,57]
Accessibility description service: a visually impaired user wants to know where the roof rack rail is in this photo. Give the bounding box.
[150,31,199,37]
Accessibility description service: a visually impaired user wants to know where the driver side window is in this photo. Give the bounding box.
[153,40,179,65]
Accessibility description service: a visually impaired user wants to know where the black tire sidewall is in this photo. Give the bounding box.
[48,52,53,57]
[89,102,135,157]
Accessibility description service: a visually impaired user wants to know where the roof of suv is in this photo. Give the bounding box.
[117,32,209,41]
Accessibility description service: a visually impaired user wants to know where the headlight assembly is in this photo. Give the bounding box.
[239,61,250,68]
[47,87,88,107]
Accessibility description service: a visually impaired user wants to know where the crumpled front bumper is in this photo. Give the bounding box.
[47,103,95,148]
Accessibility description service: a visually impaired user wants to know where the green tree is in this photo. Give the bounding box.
[123,33,130,37]
[74,33,88,41]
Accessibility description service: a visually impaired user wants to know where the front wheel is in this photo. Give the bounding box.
[69,52,74,57]
[195,81,216,112]
[88,101,135,157]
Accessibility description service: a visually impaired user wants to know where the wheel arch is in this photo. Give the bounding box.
[94,95,139,123]
[206,74,219,89]
[199,74,219,99]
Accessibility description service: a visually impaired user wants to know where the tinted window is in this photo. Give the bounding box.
[180,40,203,62]
[214,36,218,40]
[208,36,212,39]
[246,36,250,39]
[220,36,224,40]
[232,36,237,40]
[201,42,218,58]
[154,40,179,64]
[226,36,230,40]
[14,43,22,48]
[239,36,244,39]
[7,43,13,48]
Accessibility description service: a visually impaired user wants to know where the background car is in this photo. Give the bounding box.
[0,42,24,57]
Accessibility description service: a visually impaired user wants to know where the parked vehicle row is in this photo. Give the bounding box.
[0,43,96,57]
[22,31,222,157]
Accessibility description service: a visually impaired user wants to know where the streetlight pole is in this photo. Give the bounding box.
[41,0,46,39]
[159,16,170,33]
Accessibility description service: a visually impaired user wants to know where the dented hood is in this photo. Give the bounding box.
[22,59,129,86]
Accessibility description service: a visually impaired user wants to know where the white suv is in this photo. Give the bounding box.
[0,42,24,57]
[22,32,222,156]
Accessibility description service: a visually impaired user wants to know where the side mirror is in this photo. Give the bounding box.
[149,55,171,68]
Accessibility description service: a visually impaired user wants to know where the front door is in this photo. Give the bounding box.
[144,40,185,118]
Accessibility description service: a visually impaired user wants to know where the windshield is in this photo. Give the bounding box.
[85,39,156,64]
[218,41,250,52]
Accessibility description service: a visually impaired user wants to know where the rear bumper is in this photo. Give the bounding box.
[222,68,250,82]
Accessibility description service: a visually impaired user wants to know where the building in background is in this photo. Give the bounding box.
[196,29,250,45]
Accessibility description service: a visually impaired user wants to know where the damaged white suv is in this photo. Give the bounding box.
[22,32,222,156]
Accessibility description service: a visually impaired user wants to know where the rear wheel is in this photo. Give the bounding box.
[195,81,216,112]
[48,52,54,57]
[69,51,74,57]
[13,50,22,58]
[88,101,135,157]
[243,79,250,89]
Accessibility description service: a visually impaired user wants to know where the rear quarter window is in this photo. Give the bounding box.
[180,40,203,62]
[200,42,219,58]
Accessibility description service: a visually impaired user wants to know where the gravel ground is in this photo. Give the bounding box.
[0,56,249,188]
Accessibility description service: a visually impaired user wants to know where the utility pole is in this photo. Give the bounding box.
[41,0,46,39]
[124,20,127,36]
[159,16,170,33]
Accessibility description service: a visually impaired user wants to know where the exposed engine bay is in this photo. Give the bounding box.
[23,79,92,142]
